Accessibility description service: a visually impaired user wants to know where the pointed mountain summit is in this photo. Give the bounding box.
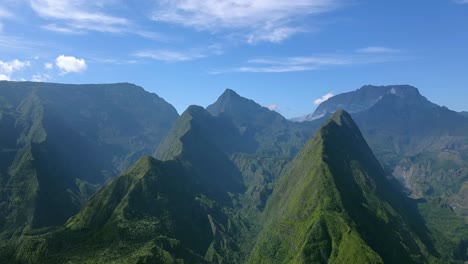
[207,89,320,158]
[207,89,288,133]
[156,104,251,160]
[155,105,246,203]
[11,105,260,263]
[13,156,212,263]
[248,110,438,263]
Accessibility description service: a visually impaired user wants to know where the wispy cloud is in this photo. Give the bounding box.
[453,0,468,4]
[31,73,51,82]
[41,23,85,34]
[0,59,31,80]
[0,6,13,33]
[0,6,14,19]
[356,46,402,54]
[134,44,223,63]
[247,27,305,44]
[266,104,278,111]
[212,65,316,74]
[213,47,407,73]
[151,0,341,43]
[55,55,87,74]
[44,62,53,69]
[30,0,129,34]
[134,50,205,62]
[91,58,137,65]
[314,92,334,105]
[30,1,169,41]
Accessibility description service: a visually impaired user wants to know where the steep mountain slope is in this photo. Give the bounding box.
[206,89,322,210]
[0,81,178,237]
[287,83,468,260]
[9,157,211,263]
[248,111,439,263]
[460,111,468,118]
[9,107,253,264]
[292,85,468,222]
[207,89,320,157]
[2,87,466,263]
[353,94,468,216]
[292,85,423,121]
[155,105,246,204]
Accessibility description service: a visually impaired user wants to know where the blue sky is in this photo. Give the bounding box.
[0,0,467,118]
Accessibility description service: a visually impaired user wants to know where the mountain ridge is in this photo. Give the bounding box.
[248,110,438,263]
[292,84,427,122]
[0,83,466,263]
[0,81,179,238]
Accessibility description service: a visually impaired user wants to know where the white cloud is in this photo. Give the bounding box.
[266,104,278,111]
[152,0,340,43]
[133,45,223,62]
[0,59,31,80]
[92,58,137,65]
[134,50,204,62]
[0,6,13,33]
[31,73,51,82]
[356,46,401,54]
[0,7,14,19]
[30,0,129,33]
[42,23,85,34]
[314,92,334,105]
[214,46,407,73]
[55,55,87,74]
[247,27,304,44]
[212,65,316,74]
[248,56,349,66]
[30,1,169,40]
[44,62,53,69]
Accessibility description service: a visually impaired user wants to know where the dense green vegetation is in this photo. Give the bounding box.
[249,111,440,263]
[0,83,466,263]
[0,81,178,239]
[295,85,468,261]
[353,92,468,221]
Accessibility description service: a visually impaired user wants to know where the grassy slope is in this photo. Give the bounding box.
[13,157,211,264]
[0,81,178,238]
[12,106,252,263]
[248,111,438,263]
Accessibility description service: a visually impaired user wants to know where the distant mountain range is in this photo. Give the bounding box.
[0,81,466,263]
[291,85,425,121]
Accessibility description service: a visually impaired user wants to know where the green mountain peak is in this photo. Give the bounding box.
[327,109,353,125]
[248,110,438,263]
[18,155,213,263]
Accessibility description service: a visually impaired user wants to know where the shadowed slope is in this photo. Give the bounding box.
[248,110,438,263]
